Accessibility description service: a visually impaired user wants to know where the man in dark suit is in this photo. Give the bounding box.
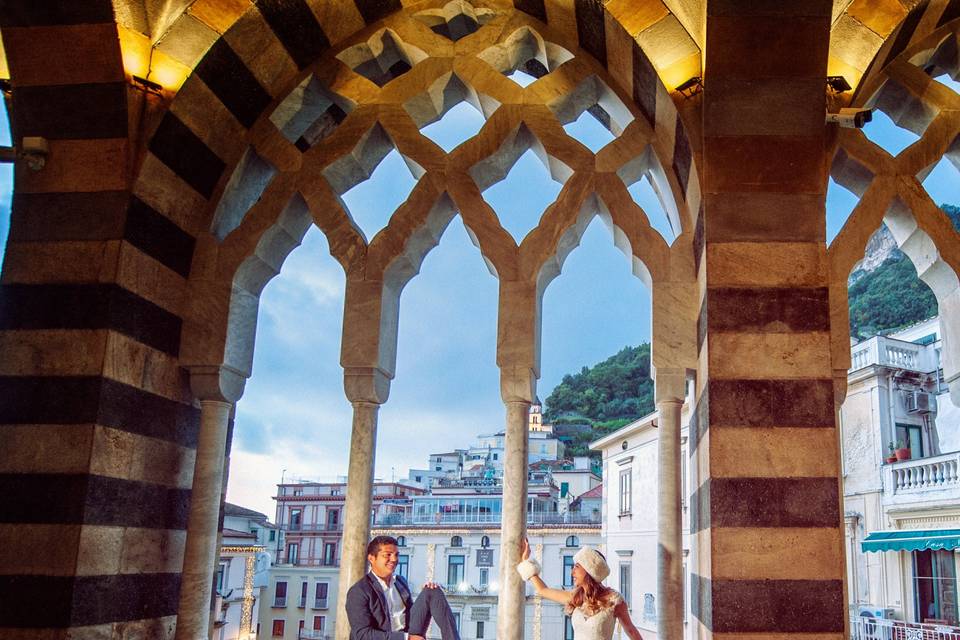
[346,535,462,640]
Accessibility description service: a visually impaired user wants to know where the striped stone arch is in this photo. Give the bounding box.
[0,1,702,636]
[828,0,960,404]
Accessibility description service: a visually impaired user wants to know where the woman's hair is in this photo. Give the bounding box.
[566,568,616,615]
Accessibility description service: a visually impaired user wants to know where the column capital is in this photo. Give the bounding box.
[343,367,391,405]
[187,365,247,403]
[499,365,535,404]
[654,367,687,404]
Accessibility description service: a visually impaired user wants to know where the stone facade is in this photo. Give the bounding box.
[0,1,958,639]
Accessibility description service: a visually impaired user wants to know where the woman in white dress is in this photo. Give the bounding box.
[517,538,644,640]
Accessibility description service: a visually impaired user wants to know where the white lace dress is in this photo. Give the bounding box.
[569,591,622,640]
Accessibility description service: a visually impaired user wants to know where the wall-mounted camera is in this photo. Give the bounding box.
[826,107,873,129]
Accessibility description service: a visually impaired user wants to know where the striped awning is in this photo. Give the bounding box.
[861,529,960,553]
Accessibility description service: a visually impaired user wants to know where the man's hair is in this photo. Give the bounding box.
[367,535,398,557]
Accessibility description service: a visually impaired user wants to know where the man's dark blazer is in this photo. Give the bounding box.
[346,572,415,640]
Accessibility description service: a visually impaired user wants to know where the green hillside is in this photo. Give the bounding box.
[848,204,959,339]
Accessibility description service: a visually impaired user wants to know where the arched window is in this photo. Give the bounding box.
[481,535,490,548]
[451,535,463,547]
[565,535,579,548]
[396,536,406,547]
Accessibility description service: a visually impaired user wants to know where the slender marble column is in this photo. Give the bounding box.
[497,399,530,640]
[175,399,233,640]
[656,396,684,640]
[335,400,380,640]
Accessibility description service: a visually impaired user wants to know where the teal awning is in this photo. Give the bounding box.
[861,530,960,553]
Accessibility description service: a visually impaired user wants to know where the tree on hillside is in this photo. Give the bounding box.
[543,344,654,423]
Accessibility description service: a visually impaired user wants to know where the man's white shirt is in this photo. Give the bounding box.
[373,573,408,636]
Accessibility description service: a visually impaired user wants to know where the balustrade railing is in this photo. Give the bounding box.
[372,512,601,527]
[850,336,938,373]
[851,616,960,639]
[888,451,960,494]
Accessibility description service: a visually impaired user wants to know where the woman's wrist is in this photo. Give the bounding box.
[516,558,541,581]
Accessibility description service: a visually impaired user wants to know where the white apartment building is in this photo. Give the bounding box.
[842,316,960,632]
[591,412,693,640]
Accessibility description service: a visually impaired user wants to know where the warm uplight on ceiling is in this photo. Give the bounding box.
[118,26,190,93]
[0,34,8,80]
[827,57,864,99]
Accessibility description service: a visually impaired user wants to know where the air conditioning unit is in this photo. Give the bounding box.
[906,391,936,414]
[858,605,895,619]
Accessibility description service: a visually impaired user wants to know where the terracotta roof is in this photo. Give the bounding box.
[578,484,603,499]
[222,528,257,539]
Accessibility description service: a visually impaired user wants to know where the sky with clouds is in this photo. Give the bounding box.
[0,75,957,519]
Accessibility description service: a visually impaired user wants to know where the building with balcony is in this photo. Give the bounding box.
[370,473,602,640]
[263,481,424,639]
[842,316,960,631]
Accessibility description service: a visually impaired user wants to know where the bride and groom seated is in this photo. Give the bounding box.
[346,535,643,640]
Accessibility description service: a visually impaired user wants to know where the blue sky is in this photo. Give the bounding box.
[0,77,957,517]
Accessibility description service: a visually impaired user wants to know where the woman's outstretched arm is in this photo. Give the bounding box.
[520,538,573,605]
[614,600,644,640]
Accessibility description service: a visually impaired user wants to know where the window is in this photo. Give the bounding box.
[398,554,410,581]
[315,582,329,608]
[563,556,574,588]
[479,568,489,588]
[560,482,569,498]
[331,488,341,496]
[286,543,299,565]
[293,488,304,496]
[272,619,285,637]
[476,621,485,638]
[323,542,337,565]
[493,453,498,460]
[397,535,407,547]
[564,616,574,640]
[269,530,276,542]
[619,469,632,515]
[896,423,925,458]
[274,581,287,607]
[481,535,490,548]
[415,475,422,482]
[314,615,325,631]
[216,562,227,591]
[289,509,302,530]
[299,580,308,607]
[448,555,465,586]
[327,509,340,529]
[619,562,632,606]
[913,550,958,625]
[565,535,579,548]
[436,466,443,471]
[453,612,461,631]
[451,535,463,547]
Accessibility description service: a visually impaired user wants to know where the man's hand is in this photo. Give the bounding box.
[422,581,440,589]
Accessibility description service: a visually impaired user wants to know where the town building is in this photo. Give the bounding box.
[261,481,424,639]
[591,411,693,640]
[370,473,602,640]
[215,504,278,640]
[841,316,960,634]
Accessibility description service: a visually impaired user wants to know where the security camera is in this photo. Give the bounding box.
[826,108,873,129]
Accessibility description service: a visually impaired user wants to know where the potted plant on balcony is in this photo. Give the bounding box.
[895,440,911,461]
[886,442,897,464]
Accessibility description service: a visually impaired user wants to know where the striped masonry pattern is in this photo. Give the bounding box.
[0,1,201,633]
[691,1,845,636]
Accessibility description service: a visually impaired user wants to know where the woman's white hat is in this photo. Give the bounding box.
[573,547,610,582]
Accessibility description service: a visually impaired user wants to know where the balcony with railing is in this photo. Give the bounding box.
[851,615,960,639]
[281,522,343,532]
[273,596,287,607]
[372,511,601,528]
[850,336,939,374]
[313,598,329,609]
[275,557,340,568]
[883,451,960,506]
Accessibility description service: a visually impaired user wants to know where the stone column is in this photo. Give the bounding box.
[335,369,390,640]
[655,369,685,640]
[175,401,230,640]
[690,3,845,637]
[497,398,531,640]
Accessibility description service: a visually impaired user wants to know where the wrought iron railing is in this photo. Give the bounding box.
[851,616,960,639]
